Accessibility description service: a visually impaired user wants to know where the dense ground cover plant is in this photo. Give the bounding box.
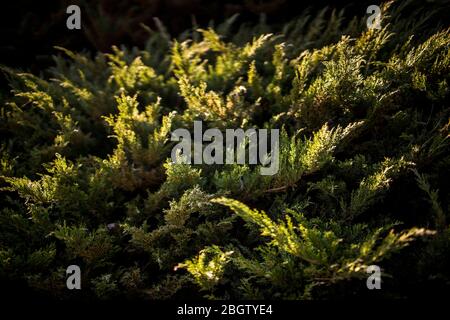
[0,0,449,300]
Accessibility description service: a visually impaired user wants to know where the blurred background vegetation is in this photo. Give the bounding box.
[1,0,448,72]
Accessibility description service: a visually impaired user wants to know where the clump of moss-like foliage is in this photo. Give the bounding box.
[1,1,449,300]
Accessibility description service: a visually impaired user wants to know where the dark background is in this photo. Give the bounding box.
[0,0,449,73]
[0,0,387,69]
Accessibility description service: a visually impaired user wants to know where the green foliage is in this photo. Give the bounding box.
[1,0,449,300]
[343,157,412,220]
[175,245,234,292]
[413,169,446,230]
[207,197,434,298]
